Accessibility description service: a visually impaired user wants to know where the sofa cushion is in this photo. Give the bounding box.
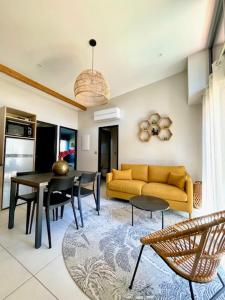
[108,180,145,195]
[148,165,186,183]
[112,169,132,180]
[121,164,148,182]
[142,182,187,202]
[168,172,187,190]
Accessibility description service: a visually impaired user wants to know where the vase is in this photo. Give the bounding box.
[52,157,69,176]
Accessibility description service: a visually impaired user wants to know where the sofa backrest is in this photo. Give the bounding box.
[148,165,186,183]
[121,164,148,182]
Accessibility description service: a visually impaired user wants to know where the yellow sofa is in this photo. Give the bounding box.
[106,164,193,217]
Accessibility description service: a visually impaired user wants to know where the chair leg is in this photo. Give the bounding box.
[56,208,58,221]
[210,273,225,300]
[129,245,145,289]
[26,202,32,234]
[189,281,195,300]
[45,207,52,249]
[29,201,36,234]
[52,209,55,221]
[61,205,64,219]
[71,201,79,230]
[77,198,81,210]
[93,191,97,207]
[217,273,225,286]
[93,192,99,215]
[77,196,84,227]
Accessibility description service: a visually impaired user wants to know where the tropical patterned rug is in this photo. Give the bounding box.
[62,198,225,300]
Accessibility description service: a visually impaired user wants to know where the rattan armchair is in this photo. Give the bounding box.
[129,210,225,300]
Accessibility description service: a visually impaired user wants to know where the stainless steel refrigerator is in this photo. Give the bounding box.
[2,137,35,209]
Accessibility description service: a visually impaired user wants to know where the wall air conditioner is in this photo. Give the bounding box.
[94,107,120,122]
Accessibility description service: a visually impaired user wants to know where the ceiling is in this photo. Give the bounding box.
[0,0,214,109]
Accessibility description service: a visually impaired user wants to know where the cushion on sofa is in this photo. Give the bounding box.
[142,182,187,202]
[112,169,132,180]
[168,172,187,190]
[108,180,145,195]
[148,165,186,183]
[121,164,148,182]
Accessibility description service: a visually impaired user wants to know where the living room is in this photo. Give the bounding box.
[0,1,224,300]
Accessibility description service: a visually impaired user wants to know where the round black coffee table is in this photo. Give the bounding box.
[129,195,169,228]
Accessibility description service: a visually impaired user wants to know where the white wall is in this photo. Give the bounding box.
[0,75,78,129]
[77,72,202,180]
[0,74,78,125]
[188,49,209,105]
[0,75,78,157]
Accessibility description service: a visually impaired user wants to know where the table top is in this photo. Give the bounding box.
[11,170,100,188]
[130,195,169,212]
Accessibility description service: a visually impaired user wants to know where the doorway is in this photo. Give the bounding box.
[59,126,77,170]
[35,121,57,172]
[98,125,119,179]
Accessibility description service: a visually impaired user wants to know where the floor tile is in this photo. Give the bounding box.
[0,248,31,299]
[3,219,70,274]
[0,190,106,300]
[36,255,89,300]
[0,222,31,249]
[5,277,56,300]
[0,205,25,227]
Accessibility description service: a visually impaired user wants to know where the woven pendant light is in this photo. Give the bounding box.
[74,39,110,107]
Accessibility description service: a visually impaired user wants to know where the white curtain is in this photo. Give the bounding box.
[202,57,225,213]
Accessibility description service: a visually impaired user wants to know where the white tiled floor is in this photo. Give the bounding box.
[0,203,89,300]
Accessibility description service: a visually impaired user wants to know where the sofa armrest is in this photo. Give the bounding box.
[106,172,113,184]
[185,173,193,214]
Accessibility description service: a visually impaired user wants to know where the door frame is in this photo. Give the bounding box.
[98,125,119,174]
[59,126,77,170]
[36,120,58,170]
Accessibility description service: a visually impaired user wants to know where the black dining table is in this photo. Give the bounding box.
[8,170,101,249]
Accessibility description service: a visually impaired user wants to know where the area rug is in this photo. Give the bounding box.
[62,199,224,300]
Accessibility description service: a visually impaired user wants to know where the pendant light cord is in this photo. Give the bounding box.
[89,39,96,74]
[91,46,94,74]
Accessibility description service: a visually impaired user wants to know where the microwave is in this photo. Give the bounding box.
[6,120,33,138]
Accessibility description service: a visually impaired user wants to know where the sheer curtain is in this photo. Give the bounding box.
[202,57,225,213]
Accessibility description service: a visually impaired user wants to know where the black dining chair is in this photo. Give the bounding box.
[44,176,78,248]
[16,171,38,234]
[73,172,97,227]
[16,171,62,235]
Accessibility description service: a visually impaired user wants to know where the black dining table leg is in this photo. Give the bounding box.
[8,180,17,229]
[96,174,101,215]
[35,185,45,249]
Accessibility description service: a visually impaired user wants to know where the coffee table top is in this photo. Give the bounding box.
[130,195,169,212]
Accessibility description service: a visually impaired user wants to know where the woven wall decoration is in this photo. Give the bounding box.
[138,113,172,142]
